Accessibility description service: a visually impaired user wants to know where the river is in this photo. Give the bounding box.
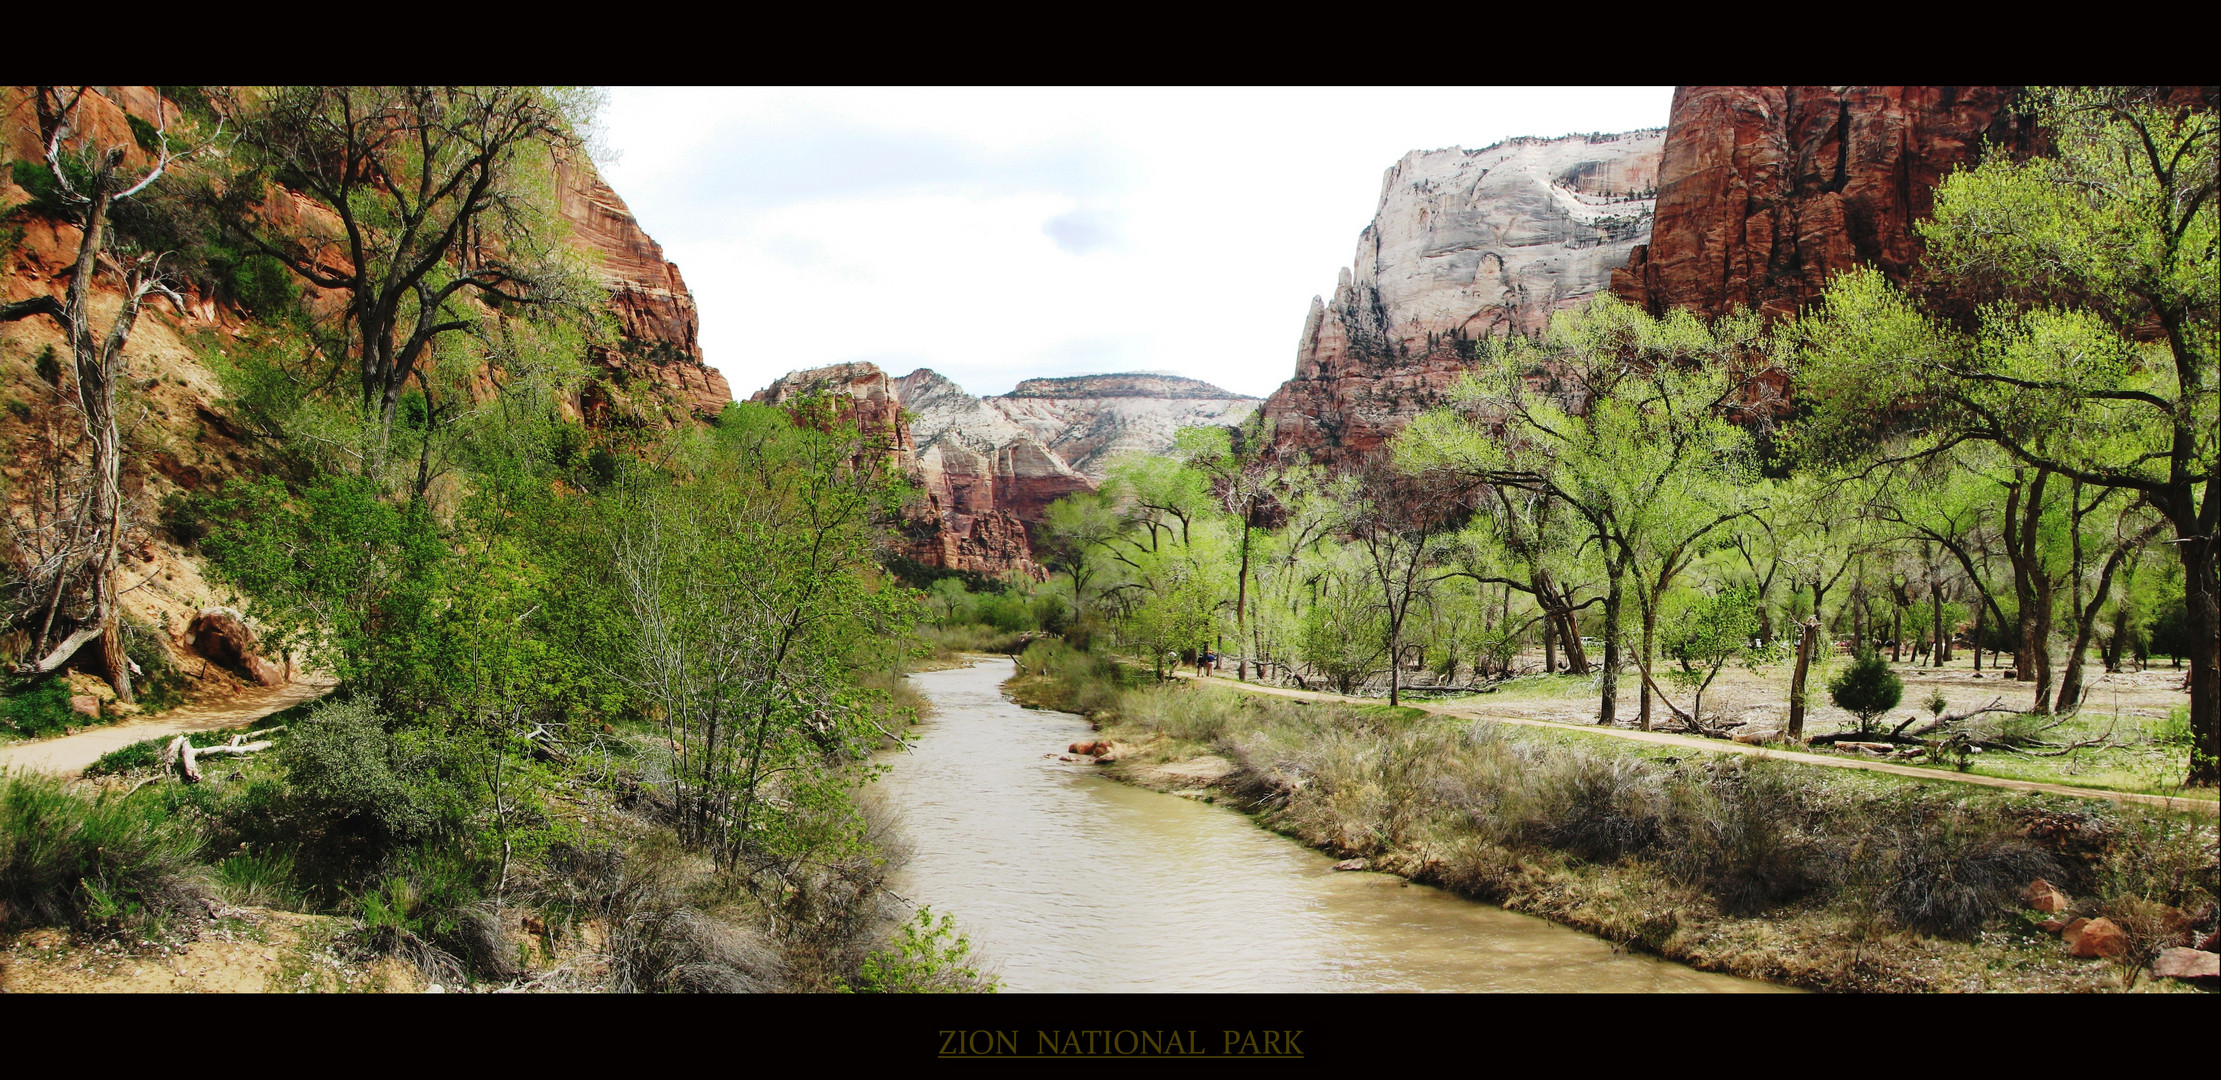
[876,658,1781,993]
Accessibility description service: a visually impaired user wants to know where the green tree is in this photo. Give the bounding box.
[1400,297,1764,728]
[209,86,604,480]
[1661,584,1767,728]
[1792,88,2217,782]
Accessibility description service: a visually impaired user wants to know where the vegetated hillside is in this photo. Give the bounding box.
[0,85,731,705]
[1260,130,1664,465]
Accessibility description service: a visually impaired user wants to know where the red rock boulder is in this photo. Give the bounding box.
[2021,879,2070,913]
[185,608,288,687]
[2064,917,2127,959]
[2151,948,2218,980]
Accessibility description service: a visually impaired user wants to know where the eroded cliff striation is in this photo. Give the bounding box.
[1261,131,1664,465]
[752,363,1069,579]
[750,365,1261,577]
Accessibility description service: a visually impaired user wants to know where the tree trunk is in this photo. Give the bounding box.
[1972,596,1984,672]
[1597,558,1623,726]
[1932,586,1947,667]
[2176,536,2218,787]
[1234,505,1253,681]
[1637,602,1658,731]
[1542,606,1557,674]
[1787,616,1820,741]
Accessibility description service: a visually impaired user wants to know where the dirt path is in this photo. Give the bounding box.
[1178,673,2218,815]
[0,680,335,778]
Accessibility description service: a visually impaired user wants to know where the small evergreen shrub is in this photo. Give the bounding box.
[1828,653,1903,733]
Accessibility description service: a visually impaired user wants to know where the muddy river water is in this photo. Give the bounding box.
[877,658,1782,993]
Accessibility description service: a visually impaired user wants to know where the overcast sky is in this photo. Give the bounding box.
[596,87,1674,402]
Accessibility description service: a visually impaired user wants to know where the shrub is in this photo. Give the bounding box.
[1526,752,1665,863]
[848,907,997,993]
[0,774,208,934]
[353,843,511,983]
[1828,653,1902,732]
[280,698,438,844]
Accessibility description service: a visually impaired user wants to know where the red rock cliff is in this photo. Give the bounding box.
[555,160,733,424]
[752,363,1060,580]
[1610,86,2042,319]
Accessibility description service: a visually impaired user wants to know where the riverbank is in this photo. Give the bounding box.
[1004,642,2219,993]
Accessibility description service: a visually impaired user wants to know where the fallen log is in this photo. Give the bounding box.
[164,733,274,783]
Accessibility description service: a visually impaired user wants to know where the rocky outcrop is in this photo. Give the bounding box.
[751,363,1075,579]
[893,369,1095,527]
[749,365,1260,576]
[185,608,288,687]
[1609,86,2042,321]
[1261,131,1664,465]
[990,374,1257,481]
[555,160,733,424]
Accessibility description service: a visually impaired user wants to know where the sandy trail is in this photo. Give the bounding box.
[1177,673,2217,815]
[0,680,336,778]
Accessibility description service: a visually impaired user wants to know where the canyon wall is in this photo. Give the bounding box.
[0,85,733,690]
[555,160,734,426]
[751,364,1258,577]
[988,374,1256,481]
[1609,86,2040,319]
[1261,130,1663,465]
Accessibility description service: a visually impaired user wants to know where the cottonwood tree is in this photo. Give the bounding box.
[1796,87,2215,782]
[2,88,194,697]
[1174,418,1291,680]
[1335,463,1465,707]
[211,86,601,481]
[1399,298,1764,728]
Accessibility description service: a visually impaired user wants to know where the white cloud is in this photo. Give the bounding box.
[599,87,1673,400]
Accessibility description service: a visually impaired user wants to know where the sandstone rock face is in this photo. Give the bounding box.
[2063,916,2127,959]
[1610,86,2042,320]
[1262,131,1664,465]
[555,160,733,424]
[750,364,1260,577]
[2022,878,2070,914]
[990,374,1257,481]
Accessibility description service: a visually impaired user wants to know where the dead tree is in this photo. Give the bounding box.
[2,88,190,700]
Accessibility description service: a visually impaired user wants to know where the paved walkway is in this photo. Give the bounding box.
[1176,673,2218,815]
[0,680,336,778]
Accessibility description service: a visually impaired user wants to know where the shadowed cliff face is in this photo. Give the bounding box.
[1261,130,1664,466]
[1609,86,2043,321]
